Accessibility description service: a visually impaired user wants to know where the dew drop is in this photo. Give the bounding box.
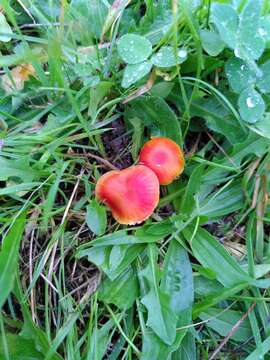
[258,27,267,36]
[234,48,241,58]
[138,64,145,71]
[246,97,255,108]
[178,49,187,58]
[240,64,245,70]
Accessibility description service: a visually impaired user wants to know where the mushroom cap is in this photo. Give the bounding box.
[139,137,185,185]
[95,165,160,225]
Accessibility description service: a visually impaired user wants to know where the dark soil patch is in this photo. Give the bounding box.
[102,118,133,170]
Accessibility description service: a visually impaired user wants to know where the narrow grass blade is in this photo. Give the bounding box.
[0,212,26,308]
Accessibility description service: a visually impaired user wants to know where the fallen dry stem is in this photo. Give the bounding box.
[209,302,256,360]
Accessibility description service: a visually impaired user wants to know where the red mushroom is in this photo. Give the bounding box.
[139,137,185,185]
[95,165,159,225]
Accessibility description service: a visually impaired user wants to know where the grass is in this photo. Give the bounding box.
[0,0,270,359]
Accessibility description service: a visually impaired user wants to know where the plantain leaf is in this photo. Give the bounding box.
[88,319,116,360]
[86,199,107,236]
[126,96,182,145]
[183,227,250,288]
[199,180,244,218]
[140,244,177,345]
[141,222,194,357]
[0,333,44,360]
[76,243,144,280]
[199,308,252,342]
[98,265,139,309]
[161,240,194,316]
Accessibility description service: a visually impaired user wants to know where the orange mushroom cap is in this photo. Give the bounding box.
[139,137,185,185]
[95,165,160,225]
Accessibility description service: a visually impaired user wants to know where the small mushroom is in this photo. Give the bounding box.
[95,165,159,225]
[139,137,185,185]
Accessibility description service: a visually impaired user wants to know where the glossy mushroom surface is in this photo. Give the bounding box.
[139,137,185,185]
[95,165,159,225]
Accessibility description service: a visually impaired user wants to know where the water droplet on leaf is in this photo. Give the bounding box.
[246,97,255,108]
[178,49,187,58]
[258,27,267,36]
[234,48,241,58]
